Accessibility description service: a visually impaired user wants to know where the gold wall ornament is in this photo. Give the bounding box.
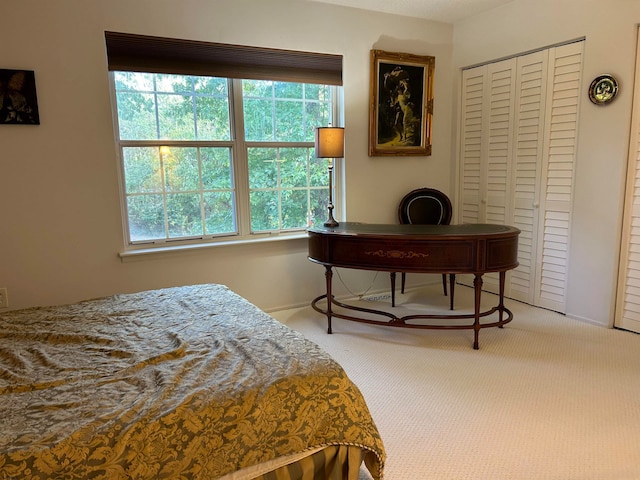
[589,74,618,105]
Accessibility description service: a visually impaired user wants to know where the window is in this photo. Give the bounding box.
[105,32,343,249]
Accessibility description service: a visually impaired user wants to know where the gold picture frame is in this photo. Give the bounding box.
[369,50,434,156]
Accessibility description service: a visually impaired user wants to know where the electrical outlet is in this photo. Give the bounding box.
[0,288,8,308]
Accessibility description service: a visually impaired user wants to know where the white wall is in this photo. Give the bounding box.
[0,0,454,311]
[5,0,632,327]
[452,0,640,326]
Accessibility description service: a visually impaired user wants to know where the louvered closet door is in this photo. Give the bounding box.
[459,59,516,294]
[459,58,523,295]
[533,41,583,312]
[460,67,487,224]
[460,60,516,227]
[509,50,548,304]
[485,60,516,225]
[483,60,518,293]
[615,27,640,333]
[457,41,582,312]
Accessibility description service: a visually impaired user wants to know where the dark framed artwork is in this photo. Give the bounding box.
[0,69,40,125]
[369,50,434,156]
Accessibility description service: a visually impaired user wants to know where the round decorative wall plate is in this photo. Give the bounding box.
[589,74,618,105]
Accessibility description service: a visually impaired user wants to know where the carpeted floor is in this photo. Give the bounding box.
[272,284,640,480]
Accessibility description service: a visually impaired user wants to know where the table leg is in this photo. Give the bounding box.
[325,265,333,334]
[390,272,396,307]
[498,270,506,328]
[473,273,483,350]
[449,274,455,311]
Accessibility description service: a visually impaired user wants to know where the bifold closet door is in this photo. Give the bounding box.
[507,50,548,305]
[460,59,517,294]
[615,27,640,334]
[458,41,583,313]
[459,53,542,299]
[532,41,583,313]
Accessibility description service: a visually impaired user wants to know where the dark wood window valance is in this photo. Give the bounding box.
[104,31,343,86]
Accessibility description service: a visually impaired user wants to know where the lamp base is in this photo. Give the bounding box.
[324,162,339,227]
[324,218,339,228]
[324,206,339,227]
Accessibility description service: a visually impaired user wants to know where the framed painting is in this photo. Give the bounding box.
[369,50,434,156]
[0,69,40,125]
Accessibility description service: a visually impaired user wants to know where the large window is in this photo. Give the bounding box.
[106,32,342,249]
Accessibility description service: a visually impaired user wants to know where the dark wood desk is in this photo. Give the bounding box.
[307,222,520,349]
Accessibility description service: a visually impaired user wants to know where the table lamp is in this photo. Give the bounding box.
[314,126,344,227]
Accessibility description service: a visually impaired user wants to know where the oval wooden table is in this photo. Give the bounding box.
[307,222,520,349]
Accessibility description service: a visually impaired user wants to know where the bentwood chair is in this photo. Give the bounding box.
[390,188,455,309]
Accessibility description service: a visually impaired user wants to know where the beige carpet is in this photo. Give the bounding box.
[272,284,640,479]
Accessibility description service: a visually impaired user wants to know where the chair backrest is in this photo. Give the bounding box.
[398,188,452,225]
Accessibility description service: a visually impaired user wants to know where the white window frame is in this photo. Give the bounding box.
[109,74,343,257]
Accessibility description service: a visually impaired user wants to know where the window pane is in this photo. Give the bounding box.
[195,96,230,140]
[114,71,154,91]
[275,82,303,99]
[305,100,330,141]
[127,194,165,242]
[166,193,202,238]
[204,191,236,234]
[281,189,308,229]
[243,80,273,97]
[163,147,199,191]
[243,80,332,143]
[309,188,329,227]
[123,147,162,193]
[156,74,191,93]
[157,93,195,140]
[310,155,329,187]
[275,99,305,142]
[122,146,237,241]
[201,147,233,190]
[244,98,274,141]
[280,148,309,188]
[247,146,329,231]
[194,76,227,95]
[248,148,278,189]
[116,91,157,140]
[304,84,324,101]
[250,190,279,231]
[196,76,230,141]
[115,72,232,142]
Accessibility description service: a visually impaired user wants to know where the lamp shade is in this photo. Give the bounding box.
[315,127,344,158]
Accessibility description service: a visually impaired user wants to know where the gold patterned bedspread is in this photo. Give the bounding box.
[0,284,384,479]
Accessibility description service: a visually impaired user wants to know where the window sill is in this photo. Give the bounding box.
[118,232,308,262]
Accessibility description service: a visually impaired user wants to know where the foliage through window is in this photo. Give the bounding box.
[112,71,338,246]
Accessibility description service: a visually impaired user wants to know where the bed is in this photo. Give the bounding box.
[0,284,384,479]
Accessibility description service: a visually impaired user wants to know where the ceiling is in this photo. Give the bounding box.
[305,0,515,23]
